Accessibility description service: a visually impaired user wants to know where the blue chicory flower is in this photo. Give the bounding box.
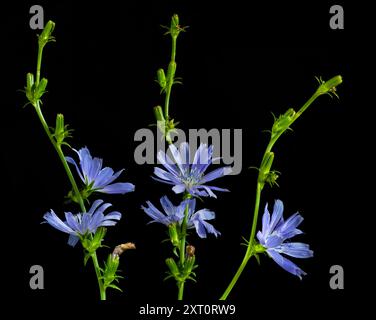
[141,196,186,226]
[142,196,220,238]
[66,146,135,195]
[153,142,231,198]
[257,199,313,279]
[186,198,221,238]
[43,199,122,247]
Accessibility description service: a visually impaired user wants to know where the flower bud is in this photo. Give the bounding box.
[35,78,48,99]
[272,108,296,136]
[166,258,180,278]
[167,61,177,80]
[39,20,55,47]
[316,75,343,96]
[171,14,180,28]
[157,68,167,89]
[260,152,274,174]
[26,73,34,90]
[153,105,165,122]
[168,224,180,247]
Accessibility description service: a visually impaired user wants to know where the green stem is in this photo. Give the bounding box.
[220,254,251,300]
[164,36,177,120]
[220,90,322,300]
[177,202,189,300]
[91,253,106,300]
[34,103,85,212]
[35,46,43,85]
[178,281,185,300]
[33,42,105,300]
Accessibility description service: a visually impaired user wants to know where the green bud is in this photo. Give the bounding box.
[166,258,180,278]
[25,73,36,105]
[260,152,274,174]
[35,78,48,100]
[167,61,177,80]
[153,105,165,122]
[26,73,34,90]
[157,68,167,89]
[55,114,64,133]
[39,20,56,47]
[168,224,180,247]
[272,108,296,136]
[316,75,342,95]
[171,14,179,28]
[259,152,280,187]
[183,255,196,276]
[101,253,122,290]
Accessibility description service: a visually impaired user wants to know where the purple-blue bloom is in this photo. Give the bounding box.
[141,196,186,226]
[257,199,313,279]
[186,198,221,238]
[43,199,122,247]
[154,142,231,198]
[66,146,135,195]
[142,196,220,238]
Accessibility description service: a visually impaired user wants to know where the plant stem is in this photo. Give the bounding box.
[91,253,106,300]
[164,36,177,120]
[178,281,185,300]
[34,103,85,212]
[220,90,322,300]
[220,254,251,300]
[33,41,105,300]
[177,202,189,300]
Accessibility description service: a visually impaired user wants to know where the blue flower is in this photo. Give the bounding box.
[43,199,122,247]
[257,200,313,279]
[66,146,135,195]
[186,198,221,238]
[141,196,186,226]
[142,196,220,238]
[154,142,231,198]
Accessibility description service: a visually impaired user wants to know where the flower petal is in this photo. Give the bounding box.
[67,234,80,247]
[179,142,190,170]
[278,242,313,259]
[93,167,115,188]
[154,167,180,183]
[267,249,307,279]
[160,196,175,216]
[64,211,81,233]
[142,201,169,225]
[265,234,284,248]
[77,147,93,180]
[43,210,74,234]
[261,203,271,236]
[201,167,232,183]
[195,209,215,221]
[157,150,180,176]
[100,182,135,194]
[88,199,104,215]
[168,143,185,174]
[278,212,304,240]
[66,156,84,182]
[172,184,186,194]
[267,200,284,234]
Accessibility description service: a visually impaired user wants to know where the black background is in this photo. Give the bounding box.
[4,0,365,316]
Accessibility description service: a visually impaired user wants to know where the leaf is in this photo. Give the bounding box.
[107,284,123,292]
